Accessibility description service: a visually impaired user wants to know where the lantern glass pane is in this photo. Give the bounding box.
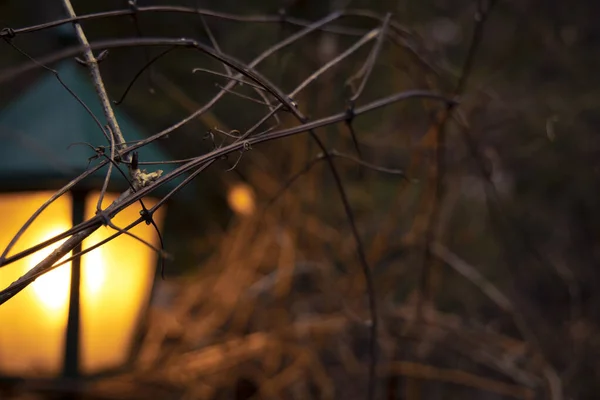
[0,191,73,377]
[80,192,165,374]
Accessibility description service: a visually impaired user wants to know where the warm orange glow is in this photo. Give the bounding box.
[30,228,72,312]
[0,192,72,377]
[227,184,256,216]
[80,191,165,374]
[0,190,165,377]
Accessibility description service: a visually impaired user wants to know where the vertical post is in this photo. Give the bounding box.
[63,190,86,379]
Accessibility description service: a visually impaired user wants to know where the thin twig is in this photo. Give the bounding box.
[263,150,409,211]
[192,68,266,91]
[96,125,116,213]
[1,38,111,144]
[242,27,379,141]
[115,47,176,105]
[215,84,273,107]
[199,15,281,127]
[1,7,404,39]
[61,0,128,159]
[347,13,391,103]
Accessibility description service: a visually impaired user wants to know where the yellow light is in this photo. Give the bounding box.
[0,190,165,377]
[79,191,165,374]
[227,183,256,216]
[30,229,72,312]
[0,192,72,377]
[82,246,105,295]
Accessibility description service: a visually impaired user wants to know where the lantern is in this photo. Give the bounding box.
[0,59,174,379]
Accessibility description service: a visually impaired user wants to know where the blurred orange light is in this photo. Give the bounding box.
[227,184,256,216]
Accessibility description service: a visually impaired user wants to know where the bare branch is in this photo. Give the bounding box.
[347,13,391,103]
[61,0,127,157]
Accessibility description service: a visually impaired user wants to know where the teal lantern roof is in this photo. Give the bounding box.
[0,60,177,195]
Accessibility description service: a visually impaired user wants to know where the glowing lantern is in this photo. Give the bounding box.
[0,59,174,379]
[0,191,166,377]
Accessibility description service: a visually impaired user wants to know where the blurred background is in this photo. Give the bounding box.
[0,0,599,399]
